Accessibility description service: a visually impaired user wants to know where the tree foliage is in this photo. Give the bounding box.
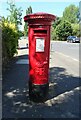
[52,4,79,41]
[18,30,24,37]
[2,2,23,67]
[1,18,18,65]
[26,6,32,14]
[63,4,79,23]
[52,17,62,29]
[7,2,23,29]
[71,23,80,37]
[55,20,73,41]
[51,17,62,40]
[24,6,32,36]
[51,26,57,40]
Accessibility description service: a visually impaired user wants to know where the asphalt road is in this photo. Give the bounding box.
[51,41,79,62]
[2,41,81,118]
[50,41,80,77]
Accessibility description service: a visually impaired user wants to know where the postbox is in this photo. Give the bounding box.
[24,13,56,102]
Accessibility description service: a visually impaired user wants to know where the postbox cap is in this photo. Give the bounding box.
[24,12,56,25]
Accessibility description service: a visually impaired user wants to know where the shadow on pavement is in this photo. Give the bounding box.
[49,67,80,98]
[2,54,81,118]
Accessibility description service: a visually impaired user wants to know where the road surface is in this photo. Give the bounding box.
[51,41,79,62]
[50,41,80,77]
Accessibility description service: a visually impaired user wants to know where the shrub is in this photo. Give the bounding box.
[71,23,80,37]
[1,18,18,65]
[55,20,73,41]
[51,27,57,40]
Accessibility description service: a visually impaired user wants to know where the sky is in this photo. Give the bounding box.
[0,0,80,31]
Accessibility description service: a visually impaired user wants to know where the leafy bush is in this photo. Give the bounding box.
[55,20,73,41]
[51,26,57,40]
[71,23,80,37]
[1,18,18,65]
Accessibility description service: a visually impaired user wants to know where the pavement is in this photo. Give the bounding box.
[2,40,81,119]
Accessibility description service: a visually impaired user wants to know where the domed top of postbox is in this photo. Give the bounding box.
[24,12,56,25]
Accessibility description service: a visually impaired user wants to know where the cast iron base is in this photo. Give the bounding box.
[29,81,49,102]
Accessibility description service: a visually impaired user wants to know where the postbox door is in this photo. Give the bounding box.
[35,36,49,64]
[30,35,50,85]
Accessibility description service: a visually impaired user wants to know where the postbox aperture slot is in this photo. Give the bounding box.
[36,38,45,52]
[34,30,47,34]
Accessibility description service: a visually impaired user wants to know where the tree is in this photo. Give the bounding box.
[55,20,73,41]
[7,1,23,30]
[52,16,62,29]
[63,4,79,23]
[24,6,32,36]
[26,6,32,14]
[18,30,24,37]
[51,16,62,40]
[51,26,57,40]
[71,23,80,37]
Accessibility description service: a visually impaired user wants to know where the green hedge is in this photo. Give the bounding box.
[1,19,18,65]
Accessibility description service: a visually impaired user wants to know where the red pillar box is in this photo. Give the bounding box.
[24,13,56,102]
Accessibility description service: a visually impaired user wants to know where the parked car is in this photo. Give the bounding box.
[67,36,80,43]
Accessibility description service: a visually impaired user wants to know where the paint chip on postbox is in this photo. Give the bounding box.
[36,38,45,52]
